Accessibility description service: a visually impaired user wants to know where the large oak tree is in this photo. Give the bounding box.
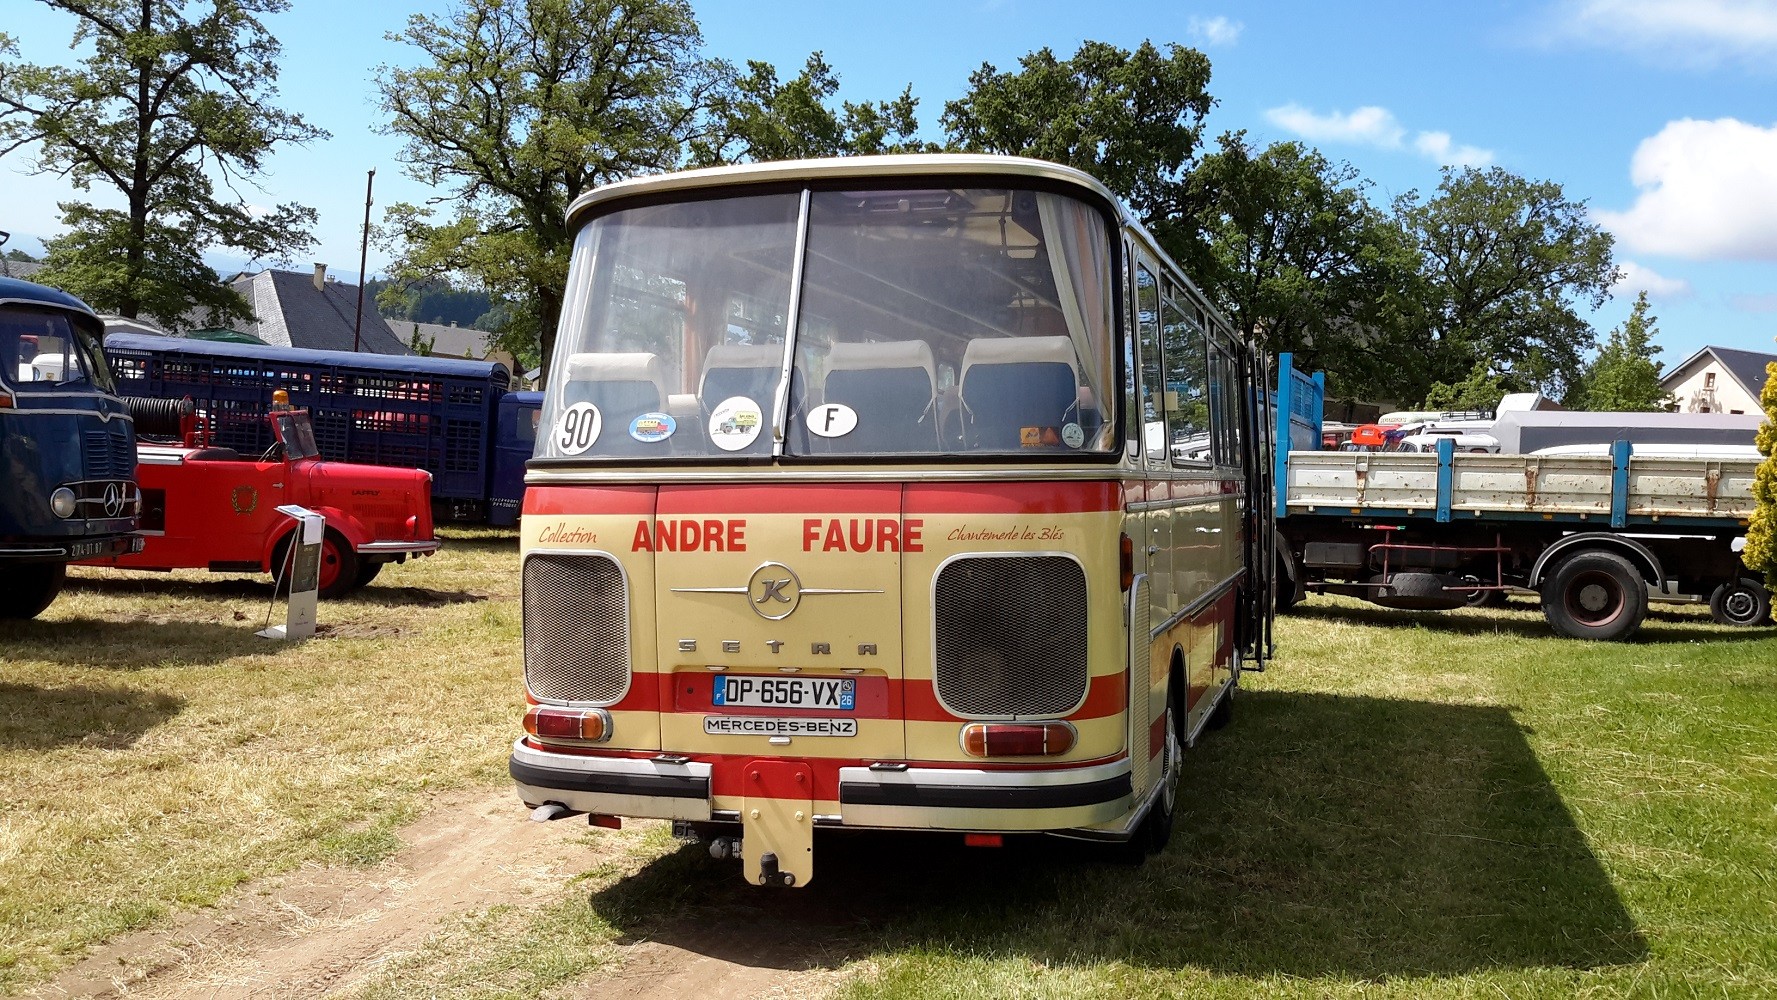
[0,0,324,323]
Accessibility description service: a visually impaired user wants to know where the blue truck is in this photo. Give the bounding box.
[103,334,541,525]
[1271,354,1769,640]
[1,276,141,618]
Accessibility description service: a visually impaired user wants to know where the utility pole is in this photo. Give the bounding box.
[353,168,375,353]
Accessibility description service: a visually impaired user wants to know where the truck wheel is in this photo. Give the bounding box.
[1460,575,1507,609]
[271,529,360,600]
[0,562,66,620]
[354,561,384,589]
[1708,578,1772,627]
[1540,551,1647,641]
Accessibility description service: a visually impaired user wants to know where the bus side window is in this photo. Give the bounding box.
[1161,289,1211,465]
[1135,262,1166,469]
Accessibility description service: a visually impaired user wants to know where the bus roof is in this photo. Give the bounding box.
[105,332,511,382]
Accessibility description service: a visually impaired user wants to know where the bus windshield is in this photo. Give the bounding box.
[2,307,113,392]
[542,185,1116,461]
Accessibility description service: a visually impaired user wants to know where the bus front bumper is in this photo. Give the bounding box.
[509,739,1133,832]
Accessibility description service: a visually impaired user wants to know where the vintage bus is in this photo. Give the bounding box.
[511,155,1276,886]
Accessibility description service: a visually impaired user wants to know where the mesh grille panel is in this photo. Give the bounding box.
[934,555,1088,717]
[524,554,630,704]
[1129,575,1152,794]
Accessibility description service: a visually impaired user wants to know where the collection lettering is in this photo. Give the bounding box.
[536,522,598,545]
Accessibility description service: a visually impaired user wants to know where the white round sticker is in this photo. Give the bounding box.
[807,403,858,438]
[554,401,602,455]
[1061,422,1085,449]
[707,396,764,452]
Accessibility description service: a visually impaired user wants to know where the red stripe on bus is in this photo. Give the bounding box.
[598,671,1124,722]
[524,485,656,517]
[658,483,900,515]
[905,481,1122,515]
[1149,712,1167,758]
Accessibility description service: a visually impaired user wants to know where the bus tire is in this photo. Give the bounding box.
[1540,550,1647,641]
[0,562,66,620]
[1135,678,1183,856]
[1206,683,1233,731]
[1708,578,1772,627]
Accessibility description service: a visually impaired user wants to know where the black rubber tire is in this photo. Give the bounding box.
[271,529,361,600]
[1540,551,1648,641]
[0,562,66,620]
[1275,555,1304,613]
[1137,679,1184,854]
[354,561,384,589]
[1708,578,1772,627]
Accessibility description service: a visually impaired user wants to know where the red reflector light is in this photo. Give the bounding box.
[960,722,1077,757]
[523,705,611,743]
[1119,533,1133,591]
[964,833,1003,848]
[590,814,622,830]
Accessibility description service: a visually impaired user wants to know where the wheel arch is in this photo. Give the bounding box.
[1530,533,1665,590]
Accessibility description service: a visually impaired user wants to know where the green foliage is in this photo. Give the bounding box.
[690,52,932,166]
[368,278,493,328]
[1178,132,1420,401]
[405,324,435,357]
[4,248,34,262]
[376,0,718,373]
[1394,167,1618,402]
[1578,291,1671,411]
[941,40,1212,224]
[1745,357,1777,584]
[0,2,324,320]
[1422,360,1513,412]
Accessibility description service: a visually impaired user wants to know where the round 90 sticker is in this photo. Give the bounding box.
[708,396,763,451]
[554,401,602,455]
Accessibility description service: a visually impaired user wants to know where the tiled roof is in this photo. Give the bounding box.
[223,269,409,355]
[1707,346,1776,399]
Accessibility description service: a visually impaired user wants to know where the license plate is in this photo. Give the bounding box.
[70,539,109,559]
[703,716,858,737]
[713,676,855,710]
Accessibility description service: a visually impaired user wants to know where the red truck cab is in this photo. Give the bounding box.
[84,408,438,597]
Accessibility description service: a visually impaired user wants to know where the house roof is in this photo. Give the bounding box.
[1662,344,1777,399]
[0,259,44,281]
[223,269,409,355]
[399,319,498,359]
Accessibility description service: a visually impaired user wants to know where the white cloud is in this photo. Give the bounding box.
[1188,15,1244,47]
[1264,104,1494,167]
[1613,260,1693,298]
[1545,0,1777,67]
[1594,118,1777,260]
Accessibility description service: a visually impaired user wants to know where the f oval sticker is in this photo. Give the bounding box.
[806,403,858,438]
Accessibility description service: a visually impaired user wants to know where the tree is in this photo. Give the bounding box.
[4,248,35,262]
[1393,167,1618,402]
[1422,360,1513,412]
[376,0,724,373]
[1745,358,1777,587]
[690,52,931,166]
[941,40,1213,228]
[1179,132,1421,400]
[0,1,324,322]
[1578,292,1671,411]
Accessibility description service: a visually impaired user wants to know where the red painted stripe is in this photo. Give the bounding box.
[525,485,656,516]
[573,671,1127,723]
[1149,712,1166,758]
[659,483,900,514]
[905,481,1123,515]
[671,673,890,717]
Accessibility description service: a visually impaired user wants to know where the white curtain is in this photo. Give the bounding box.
[1035,193,1113,418]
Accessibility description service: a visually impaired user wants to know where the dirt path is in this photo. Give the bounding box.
[34,789,847,1000]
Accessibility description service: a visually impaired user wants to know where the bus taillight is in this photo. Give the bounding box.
[1119,532,1134,591]
[524,705,612,743]
[960,722,1076,757]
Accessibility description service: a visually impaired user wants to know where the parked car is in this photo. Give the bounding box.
[0,276,140,619]
[80,405,439,598]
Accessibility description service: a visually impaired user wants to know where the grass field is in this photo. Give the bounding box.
[3,531,1776,997]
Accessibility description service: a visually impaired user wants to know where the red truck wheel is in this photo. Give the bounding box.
[272,529,360,600]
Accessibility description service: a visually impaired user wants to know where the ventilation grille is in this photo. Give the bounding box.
[523,553,630,704]
[82,430,135,480]
[934,555,1088,718]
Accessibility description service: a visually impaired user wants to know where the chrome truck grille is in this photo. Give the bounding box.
[522,553,630,704]
[933,555,1089,718]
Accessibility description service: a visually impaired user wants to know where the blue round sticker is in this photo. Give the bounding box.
[629,411,677,443]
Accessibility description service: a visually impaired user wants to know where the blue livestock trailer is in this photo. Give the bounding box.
[104,334,541,525]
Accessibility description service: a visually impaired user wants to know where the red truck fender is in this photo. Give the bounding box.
[258,508,371,572]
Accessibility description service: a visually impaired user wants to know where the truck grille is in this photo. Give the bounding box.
[933,555,1088,718]
[523,553,630,704]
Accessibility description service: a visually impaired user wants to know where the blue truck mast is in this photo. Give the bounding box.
[1,276,142,619]
[103,333,541,525]
[1269,353,1769,639]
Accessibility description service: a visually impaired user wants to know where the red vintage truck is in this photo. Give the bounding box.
[82,403,439,597]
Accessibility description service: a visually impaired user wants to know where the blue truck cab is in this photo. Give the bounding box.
[0,276,140,618]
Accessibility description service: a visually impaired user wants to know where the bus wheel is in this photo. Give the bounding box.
[1540,551,1647,641]
[1136,680,1183,855]
[1206,684,1233,731]
[1708,578,1772,627]
[0,562,66,620]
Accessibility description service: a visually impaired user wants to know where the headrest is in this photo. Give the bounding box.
[703,343,784,371]
[960,335,1079,376]
[824,340,936,387]
[564,352,665,386]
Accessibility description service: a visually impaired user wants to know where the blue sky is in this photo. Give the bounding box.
[4,0,1775,368]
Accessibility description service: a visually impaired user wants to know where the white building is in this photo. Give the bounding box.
[1660,345,1775,415]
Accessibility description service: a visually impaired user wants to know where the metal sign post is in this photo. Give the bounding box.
[259,505,324,641]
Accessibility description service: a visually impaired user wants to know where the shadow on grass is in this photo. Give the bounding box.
[583,691,1646,981]
[64,573,490,609]
[432,528,520,555]
[0,681,183,749]
[1287,598,1756,643]
[0,616,268,667]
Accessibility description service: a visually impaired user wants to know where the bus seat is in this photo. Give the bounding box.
[958,336,1081,450]
[820,340,939,452]
[562,352,666,454]
[699,344,783,411]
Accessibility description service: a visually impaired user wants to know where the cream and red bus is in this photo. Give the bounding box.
[512,155,1276,886]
